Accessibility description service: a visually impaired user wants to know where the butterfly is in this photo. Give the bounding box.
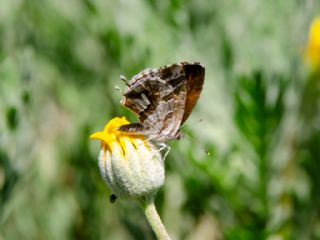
[118,62,205,142]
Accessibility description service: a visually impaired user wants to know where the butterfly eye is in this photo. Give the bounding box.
[175,132,183,140]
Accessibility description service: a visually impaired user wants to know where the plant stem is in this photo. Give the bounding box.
[139,195,171,240]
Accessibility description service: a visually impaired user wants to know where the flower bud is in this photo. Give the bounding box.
[90,117,165,199]
[305,17,320,68]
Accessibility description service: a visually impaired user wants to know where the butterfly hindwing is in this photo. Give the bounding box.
[119,62,204,142]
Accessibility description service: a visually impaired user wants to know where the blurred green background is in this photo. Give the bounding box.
[1,0,320,239]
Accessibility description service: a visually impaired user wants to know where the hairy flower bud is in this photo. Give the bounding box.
[90,117,165,199]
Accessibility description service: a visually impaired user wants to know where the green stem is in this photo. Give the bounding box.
[138,195,171,240]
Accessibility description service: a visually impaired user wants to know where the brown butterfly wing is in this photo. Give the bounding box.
[119,64,188,141]
[180,63,205,124]
[119,62,205,142]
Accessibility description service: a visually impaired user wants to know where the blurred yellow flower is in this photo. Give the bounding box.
[90,117,164,199]
[305,17,320,68]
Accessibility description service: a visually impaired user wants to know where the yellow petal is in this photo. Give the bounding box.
[90,116,146,154]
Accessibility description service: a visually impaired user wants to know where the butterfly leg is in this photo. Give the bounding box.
[114,85,123,94]
[157,142,171,160]
[142,139,171,160]
[115,75,129,94]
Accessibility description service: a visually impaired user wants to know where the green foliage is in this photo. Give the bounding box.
[1,0,320,239]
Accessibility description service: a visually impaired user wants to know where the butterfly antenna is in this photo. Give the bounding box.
[183,132,210,156]
[179,118,203,131]
[120,75,130,86]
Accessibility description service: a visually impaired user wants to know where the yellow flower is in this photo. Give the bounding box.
[305,17,320,68]
[90,117,164,199]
